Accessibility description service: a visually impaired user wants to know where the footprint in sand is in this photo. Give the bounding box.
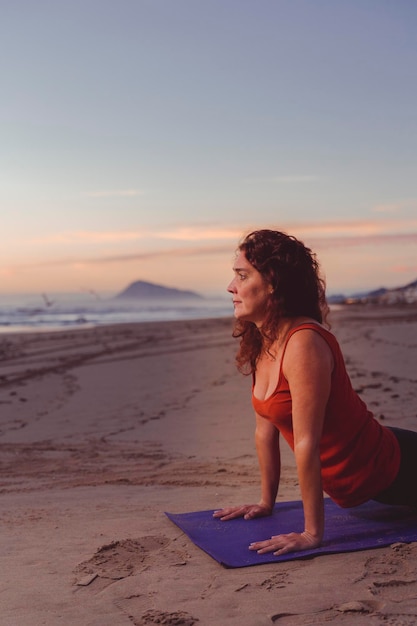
[260,571,291,590]
[74,535,170,582]
[137,609,199,625]
[270,601,377,625]
[356,544,417,603]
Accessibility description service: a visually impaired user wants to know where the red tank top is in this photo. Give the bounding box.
[252,323,401,508]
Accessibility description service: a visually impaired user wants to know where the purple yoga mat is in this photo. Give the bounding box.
[165,499,417,568]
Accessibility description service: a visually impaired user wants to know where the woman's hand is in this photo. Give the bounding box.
[249,530,321,556]
[213,503,272,521]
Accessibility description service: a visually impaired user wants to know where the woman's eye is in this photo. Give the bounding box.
[239,273,246,280]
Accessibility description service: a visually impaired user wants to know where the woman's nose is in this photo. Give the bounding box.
[227,279,236,294]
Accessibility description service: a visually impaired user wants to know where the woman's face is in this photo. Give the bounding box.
[227,251,272,326]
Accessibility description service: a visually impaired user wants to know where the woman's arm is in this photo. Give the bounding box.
[249,329,333,555]
[255,412,281,512]
[213,412,280,521]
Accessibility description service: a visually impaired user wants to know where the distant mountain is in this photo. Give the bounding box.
[360,287,388,299]
[327,294,347,305]
[115,280,203,300]
[332,278,417,305]
[399,278,417,291]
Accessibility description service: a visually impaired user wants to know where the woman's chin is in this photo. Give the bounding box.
[234,310,248,321]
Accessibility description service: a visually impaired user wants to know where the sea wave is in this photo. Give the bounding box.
[0,294,233,334]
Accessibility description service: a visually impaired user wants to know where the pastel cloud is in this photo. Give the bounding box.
[371,203,402,214]
[23,244,233,268]
[371,199,417,214]
[31,226,243,246]
[391,264,417,275]
[270,175,319,183]
[9,217,417,272]
[157,226,243,241]
[71,215,417,246]
[245,175,319,184]
[292,218,417,239]
[84,189,145,198]
[308,232,417,250]
[33,231,147,245]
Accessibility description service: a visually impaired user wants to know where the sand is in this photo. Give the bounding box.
[1,306,417,625]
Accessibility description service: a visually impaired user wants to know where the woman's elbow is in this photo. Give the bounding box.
[294,437,321,460]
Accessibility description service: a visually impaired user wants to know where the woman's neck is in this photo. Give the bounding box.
[259,317,295,358]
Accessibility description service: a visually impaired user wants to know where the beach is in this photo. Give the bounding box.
[1,306,417,626]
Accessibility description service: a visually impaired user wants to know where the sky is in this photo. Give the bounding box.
[1,0,417,298]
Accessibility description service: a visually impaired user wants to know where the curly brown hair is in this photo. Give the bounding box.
[233,229,329,374]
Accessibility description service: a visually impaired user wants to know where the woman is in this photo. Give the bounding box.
[213,229,417,557]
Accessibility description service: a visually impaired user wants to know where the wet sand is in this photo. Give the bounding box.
[1,306,417,625]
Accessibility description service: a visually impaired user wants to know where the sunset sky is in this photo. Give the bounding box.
[1,1,416,298]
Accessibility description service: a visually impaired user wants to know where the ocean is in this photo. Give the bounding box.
[0,293,233,334]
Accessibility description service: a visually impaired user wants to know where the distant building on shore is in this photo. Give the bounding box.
[332,279,417,306]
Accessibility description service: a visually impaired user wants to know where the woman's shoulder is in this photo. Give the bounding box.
[283,320,336,375]
[285,318,338,358]
[288,317,331,336]
[286,320,333,348]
